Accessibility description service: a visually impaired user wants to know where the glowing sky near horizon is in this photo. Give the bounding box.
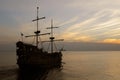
[0,0,120,44]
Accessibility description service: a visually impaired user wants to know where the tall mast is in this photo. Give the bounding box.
[36,7,39,47]
[47,19,58,53]
[51,19,54,53]
[32,7,45,47]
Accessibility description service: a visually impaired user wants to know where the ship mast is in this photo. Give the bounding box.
[47,19,59,53]
[32,7,45,47]
[25,7,50,48]
[50,20,57,53]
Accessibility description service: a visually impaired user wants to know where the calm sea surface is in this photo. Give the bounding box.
[0,51,120,80]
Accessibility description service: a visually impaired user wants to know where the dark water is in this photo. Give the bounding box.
[0,51,120,80]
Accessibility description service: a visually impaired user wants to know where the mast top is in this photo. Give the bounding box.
[37,7,39,9]
[29,6,46,47]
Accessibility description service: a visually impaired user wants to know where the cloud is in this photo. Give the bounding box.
[67,0,120,10]
[66,18,96,32]
[74,36,94,42]
[102,39,120,44]
[60,32,94,42]
[1,0,120,47]
[60,32,79,41]
[60,9,120,43]
[58,16,79,26]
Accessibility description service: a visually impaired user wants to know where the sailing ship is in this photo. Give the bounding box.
[16,7,63,69]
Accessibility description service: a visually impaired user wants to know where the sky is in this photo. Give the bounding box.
[0,0,120,51]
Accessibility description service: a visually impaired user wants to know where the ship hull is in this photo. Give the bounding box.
[16,41,62,69]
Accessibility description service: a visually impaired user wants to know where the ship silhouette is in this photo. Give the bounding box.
[16,7,63,69]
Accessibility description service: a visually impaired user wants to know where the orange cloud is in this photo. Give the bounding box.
[60,32,78,41]
[60,32,94,42]
[102,39,120,44]
[74,36,93,42]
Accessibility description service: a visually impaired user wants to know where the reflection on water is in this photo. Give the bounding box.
[17,67,63,80]
[61,51,120,80]
[0,67,62,80]
[1,51,120,80]
[17,68,48,80]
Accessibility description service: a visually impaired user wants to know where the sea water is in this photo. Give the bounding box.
[0,51,16,67]
[0,51,120,80]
